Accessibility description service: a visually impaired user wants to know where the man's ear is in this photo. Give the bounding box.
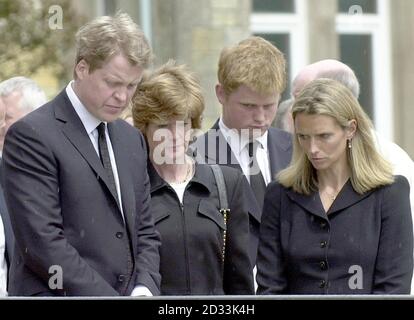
[74,59,90,80]
[347,119,357,139]
[215,84,227,105]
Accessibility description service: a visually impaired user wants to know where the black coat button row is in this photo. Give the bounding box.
[320,221,328,229]
[320,240,328,248]
[319,261,328,270]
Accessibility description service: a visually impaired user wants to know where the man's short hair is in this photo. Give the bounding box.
[274,98,294,131]
[317,68,360,99]
[218,36,286,96]
[0,76,46,112]
[74,11,152,77]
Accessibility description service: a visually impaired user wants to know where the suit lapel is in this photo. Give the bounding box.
[327,180,374,215]
[53,91,121,216]
[286,180,374,219]
[209,120,242,171]
[286,189,327,219]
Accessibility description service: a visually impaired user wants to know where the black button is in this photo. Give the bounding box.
[320,241,327,248]
[118,275,125,283]
[319,261,327,270]
[319,280,326,288]
[116,232,124,239]
[320,221,327,229]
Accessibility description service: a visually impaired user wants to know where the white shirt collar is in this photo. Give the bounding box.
[218,117,268,154]
[65,81,103,134]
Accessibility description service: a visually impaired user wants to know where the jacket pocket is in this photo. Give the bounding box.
[198,199,226,230]
[151,202,171,224]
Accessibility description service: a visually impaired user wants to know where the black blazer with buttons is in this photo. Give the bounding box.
[2,90,161,296]
[257,175,413,294]
[190,120,292,265]
[149,162,254,295]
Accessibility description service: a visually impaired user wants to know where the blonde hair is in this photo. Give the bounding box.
[131,60,205,135]
[74,12,152,77]
[218,36,286,96]
[278,78,393,195]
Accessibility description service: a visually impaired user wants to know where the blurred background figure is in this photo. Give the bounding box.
[0,77,44,296]
[131,61,254,295]
[0,98,9,296]
[257,79,413,295]
[0,76,47,155]
[273,98,294,133]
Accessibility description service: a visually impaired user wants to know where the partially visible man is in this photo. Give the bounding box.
[0,78,46,296]
[273,98,294,133]
[292,59,414,293]
[0,98,9,296]
[2,12,161,296]
[0,77,47,154]
[192,36,292,266]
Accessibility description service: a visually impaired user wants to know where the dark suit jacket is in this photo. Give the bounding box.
[190,120,292,264]
[2,90,161,296]
[257,176,413,294]
[149,162,254,295]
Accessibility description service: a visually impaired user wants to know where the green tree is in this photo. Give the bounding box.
[0,0,86,82]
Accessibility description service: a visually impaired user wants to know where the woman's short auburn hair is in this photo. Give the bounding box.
[131,60,205,135]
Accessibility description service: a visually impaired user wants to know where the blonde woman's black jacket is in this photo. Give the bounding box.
[148,162,254,295]
[257,175,413,294]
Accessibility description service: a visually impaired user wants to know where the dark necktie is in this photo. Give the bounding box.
[248,141,267,210]
[97,123,119,207]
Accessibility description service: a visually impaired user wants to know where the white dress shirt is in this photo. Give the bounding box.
[0,215,8,296]
[219,118,271,185]
[66,82,151,297]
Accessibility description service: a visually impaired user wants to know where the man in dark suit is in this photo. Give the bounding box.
[0,97,11,296]
[2,12,161,296]
[0,77,45,296]
[191,37,292,266]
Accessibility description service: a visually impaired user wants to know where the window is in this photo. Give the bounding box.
[254,33,291,101]
[338,0,377,14]
[253,0,295,13]
[339,34,374,118]
[336,0,393,139]
[251,0,307,101]
[104,0,116,15]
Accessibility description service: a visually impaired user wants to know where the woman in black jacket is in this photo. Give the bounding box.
[130,61,254,295]
[256,79,413,294]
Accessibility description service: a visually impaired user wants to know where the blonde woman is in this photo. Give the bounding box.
[131,61,254,295]
[257,79,413,294]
